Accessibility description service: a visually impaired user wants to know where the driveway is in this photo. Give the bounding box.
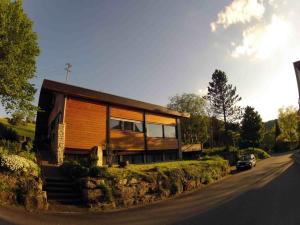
[0,152,299,225]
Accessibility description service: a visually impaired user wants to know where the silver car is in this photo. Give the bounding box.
[236,154,256,170]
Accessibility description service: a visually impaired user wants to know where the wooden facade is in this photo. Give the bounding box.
[35,80,190,164]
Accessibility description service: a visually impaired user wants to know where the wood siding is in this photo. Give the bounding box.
[147,137,178,150]
[65,97,107,150]
[111,106,143,121]
[110,130,145,150]
[146,113,176,125]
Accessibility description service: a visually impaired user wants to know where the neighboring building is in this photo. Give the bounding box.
[35,80,190,165]
[293,61,300,110]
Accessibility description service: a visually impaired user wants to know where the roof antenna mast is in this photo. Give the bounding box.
[65,63,72,82]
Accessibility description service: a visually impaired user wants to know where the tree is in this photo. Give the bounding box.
[0,0,40,114]
[205,70,242,146]
[240,106,263,148]
[168,93,208,145]
[277,106,299,144]
[9,111,26,126]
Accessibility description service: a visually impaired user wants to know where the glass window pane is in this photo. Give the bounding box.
[124,121,134,131]
[147,124,163,137]
[111,119,122,130]
[134,122,143,132]
[164,125,176,138]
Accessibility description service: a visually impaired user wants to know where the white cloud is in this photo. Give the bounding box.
[231,15,292,59]
[211,0,265,32]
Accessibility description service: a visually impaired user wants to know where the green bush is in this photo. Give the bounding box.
[89,166,110,178]
[61,160,89,178]
[204,147,239,165]
[98,183,113,202]
[239,148,270,159]
[0,124,19,141]
[0,154,39,177]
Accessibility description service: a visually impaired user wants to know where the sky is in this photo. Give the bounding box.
[2,0,300,121]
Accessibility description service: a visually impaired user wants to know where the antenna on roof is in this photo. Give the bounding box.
[65,63,72,82]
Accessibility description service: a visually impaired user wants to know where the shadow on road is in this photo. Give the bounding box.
[174,161,300,225]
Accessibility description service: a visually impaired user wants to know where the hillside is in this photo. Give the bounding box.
[0,117,35,138]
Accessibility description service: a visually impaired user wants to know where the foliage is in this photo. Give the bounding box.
[61,160,89,178]
[168,93,208,144]
[261,128,275,151]
[203,146,269,164]
[205,70,242,133]
[9,111,26,126]
[0,117,35,138]
[0,139,36,162]
[0,154,39,176]
[89,166,110,178]
[97,183,113,202]
[277,106,299,144]
[240,106,263,148]
[204,146,239,165]
[239,148,270,159]
[0,0,40,114]
[0,123,19,141]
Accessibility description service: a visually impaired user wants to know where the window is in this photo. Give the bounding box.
[110,118,144,133]
[124,121,134,131]
[147,124,163,138]
[164,125,176,138]
[111,119,123,130]
[134,122,143,132]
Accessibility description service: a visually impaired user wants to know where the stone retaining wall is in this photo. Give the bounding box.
[78,164,230,210]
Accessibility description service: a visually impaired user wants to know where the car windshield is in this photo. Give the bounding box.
[240,155,251,161]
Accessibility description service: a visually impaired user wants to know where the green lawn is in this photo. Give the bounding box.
[0,118,35,138]
[106,156,229,180]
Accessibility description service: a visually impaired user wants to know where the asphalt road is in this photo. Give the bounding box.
[0,152,299,225]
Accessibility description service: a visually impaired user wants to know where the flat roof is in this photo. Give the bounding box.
[41,79,190,118]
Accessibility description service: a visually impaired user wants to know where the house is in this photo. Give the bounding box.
[293,60,300,110]
[35,79,190,165]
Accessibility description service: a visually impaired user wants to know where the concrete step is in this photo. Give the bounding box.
[47,192,81,200]
[44,186,76,193]
[48,199,84,206]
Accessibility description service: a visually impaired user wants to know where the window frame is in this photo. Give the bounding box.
[163,125,177,139]
[110,117,144,133]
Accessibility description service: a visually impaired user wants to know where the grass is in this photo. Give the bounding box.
[106,156,229,182]
[0,118,35,138]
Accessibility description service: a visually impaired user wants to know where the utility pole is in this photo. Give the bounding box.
[65,63,72,82]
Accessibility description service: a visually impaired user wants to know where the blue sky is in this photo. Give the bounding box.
[2,0,300,121]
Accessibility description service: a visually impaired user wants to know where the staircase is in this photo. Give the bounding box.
[38,150,86,211]
[44,177,81,205]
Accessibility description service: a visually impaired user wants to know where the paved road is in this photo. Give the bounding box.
[0,152,299,225]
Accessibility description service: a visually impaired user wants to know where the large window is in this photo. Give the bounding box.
[147,124,163,138]
[110,118,143,133]
[111,119,122,130]
[134,122,143,132]
[124,121,134,131]
[164,125,176,138]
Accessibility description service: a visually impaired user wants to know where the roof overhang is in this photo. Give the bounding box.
[40,79,190,118]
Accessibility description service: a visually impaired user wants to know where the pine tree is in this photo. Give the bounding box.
[205,70,242,145]
[241,106,263,148]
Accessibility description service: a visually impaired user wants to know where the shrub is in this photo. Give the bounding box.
[0,124,19,141]
[239,148,270,160]
[0,154,39,177]
[61,160,89,178]
[89,166,110,178]
[98,183,113,202]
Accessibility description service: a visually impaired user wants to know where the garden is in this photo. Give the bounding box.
[0,119,47,211]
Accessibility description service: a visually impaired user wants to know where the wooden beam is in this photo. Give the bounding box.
[176,118,182,160]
